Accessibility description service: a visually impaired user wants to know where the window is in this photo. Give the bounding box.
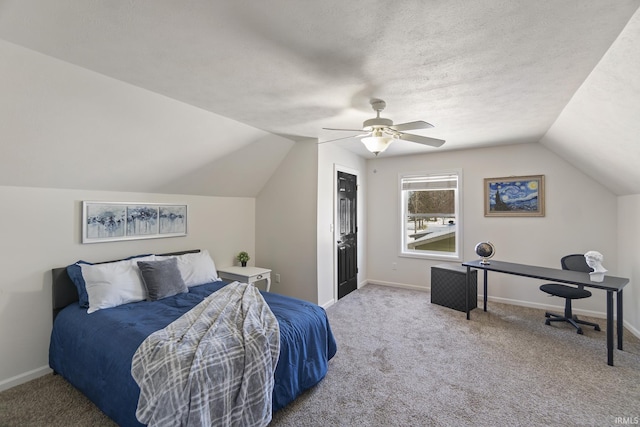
[400,170,462,260]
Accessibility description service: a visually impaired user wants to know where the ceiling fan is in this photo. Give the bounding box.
[323,99,445,156]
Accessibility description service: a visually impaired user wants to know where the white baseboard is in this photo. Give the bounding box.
[5,284,637,393]
[0,365,51,392]
[365,279,429,293]
[321,298,335,309]
[485,294,606,319]
[365,281,640,340]
[623,321,640,338]
[481,294,640,339]
[319,279,369,309]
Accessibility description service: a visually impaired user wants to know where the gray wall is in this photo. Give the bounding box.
[365,142,620,316]
[255,141,319,303]
[0,186,255,391]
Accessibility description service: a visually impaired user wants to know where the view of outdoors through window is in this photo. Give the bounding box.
[401,173,460,258]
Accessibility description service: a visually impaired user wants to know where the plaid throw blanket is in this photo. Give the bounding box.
[131,282,280,427]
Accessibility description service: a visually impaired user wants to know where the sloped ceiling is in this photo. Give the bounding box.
[0,1,639,195]
[541,9,640,196]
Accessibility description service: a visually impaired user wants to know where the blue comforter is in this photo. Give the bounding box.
[49,281,337,427]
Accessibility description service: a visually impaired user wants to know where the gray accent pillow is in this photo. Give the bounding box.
[137,258,188,301]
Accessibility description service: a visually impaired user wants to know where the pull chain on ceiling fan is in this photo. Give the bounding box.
[323,99,445,155]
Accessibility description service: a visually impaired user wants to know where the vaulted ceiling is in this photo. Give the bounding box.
[1,1,639,195]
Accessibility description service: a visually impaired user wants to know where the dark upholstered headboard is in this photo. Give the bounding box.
[51,249,201,321]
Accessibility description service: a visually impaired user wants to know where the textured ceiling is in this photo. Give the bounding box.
[0,0,639,193]
[540,9,640,196]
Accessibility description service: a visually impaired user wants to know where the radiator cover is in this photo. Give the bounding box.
[431,264,477,312]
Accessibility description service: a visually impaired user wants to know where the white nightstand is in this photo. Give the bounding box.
[217,266,272,292]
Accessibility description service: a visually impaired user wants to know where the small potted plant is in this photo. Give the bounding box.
[237,251,250,267]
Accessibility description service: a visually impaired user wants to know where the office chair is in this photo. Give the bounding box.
[539,254,601,335]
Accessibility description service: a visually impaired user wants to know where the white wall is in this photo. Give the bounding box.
[0,39,292,198]
[366,142,620,317]
[0,185,254,391]
[256,139,368,308]
[255,141,318,303]
[317,144,368,307]
[618,195,640,336]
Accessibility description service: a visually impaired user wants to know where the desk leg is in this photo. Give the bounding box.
[483,270,488,312]
[466,266,470,320]
[606,290,614,366]
[265,276,271,292]
[617,289,623,351]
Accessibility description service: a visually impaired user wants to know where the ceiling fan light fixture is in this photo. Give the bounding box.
[361,134,392,156]
[324,99,444,154]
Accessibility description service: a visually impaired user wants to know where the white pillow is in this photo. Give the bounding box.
[156,250,218,287]
[82,256,155,314]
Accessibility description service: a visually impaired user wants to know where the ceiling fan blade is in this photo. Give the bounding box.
[389,120,434,132]
[398,132,445,148]
[318,133,369,144]
[323,127,366,132]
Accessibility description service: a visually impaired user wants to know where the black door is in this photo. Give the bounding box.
[337,171,357,299]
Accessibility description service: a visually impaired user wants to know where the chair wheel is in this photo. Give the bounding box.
[545,320,551,326]
[595,325,601,331]
[577,328,583,335]
[545,313,551,318]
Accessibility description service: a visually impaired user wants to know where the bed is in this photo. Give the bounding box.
[49,249,337,427]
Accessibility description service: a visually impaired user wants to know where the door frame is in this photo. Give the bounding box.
[333,164,360,302]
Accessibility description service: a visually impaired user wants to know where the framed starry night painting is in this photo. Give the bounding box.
[484,175,545,217]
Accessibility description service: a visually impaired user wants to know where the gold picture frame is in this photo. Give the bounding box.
[484,175,545,217]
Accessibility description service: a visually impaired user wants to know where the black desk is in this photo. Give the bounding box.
[462,259,629,366]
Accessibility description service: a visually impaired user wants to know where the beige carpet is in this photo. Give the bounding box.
[1,284,638,426]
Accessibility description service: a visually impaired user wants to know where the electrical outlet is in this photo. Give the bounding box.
[275,273,281,283]
[392,262,397,270]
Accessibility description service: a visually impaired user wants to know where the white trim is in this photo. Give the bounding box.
[365,279,429,292]
[398,168,463,261]
[484,294,606,319]
[320,299,336,309]
[483,294,640,337]
[364,281,640,339]
[0,366,51,392]
[624,320,640,339]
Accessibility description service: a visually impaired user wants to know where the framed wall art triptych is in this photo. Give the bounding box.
[82,201,187,243]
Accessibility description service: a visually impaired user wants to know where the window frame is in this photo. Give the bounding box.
[398,169,463,261]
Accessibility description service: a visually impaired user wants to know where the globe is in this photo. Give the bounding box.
[475,241,495,264]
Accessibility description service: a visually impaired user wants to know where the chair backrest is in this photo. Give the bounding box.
[561,254,593,273]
